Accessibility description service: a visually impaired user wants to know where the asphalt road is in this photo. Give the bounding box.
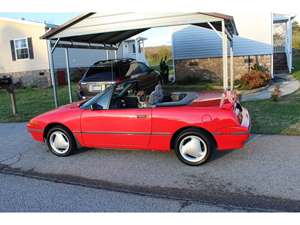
[0,173,247,212]
[1,123,300,211]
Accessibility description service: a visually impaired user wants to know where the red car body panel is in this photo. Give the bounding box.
[27,93,250,152]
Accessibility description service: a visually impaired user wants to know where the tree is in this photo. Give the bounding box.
[292,21,300,50]
[145,45,172,65]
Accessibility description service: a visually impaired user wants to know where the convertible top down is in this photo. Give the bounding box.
[27,80,250,166]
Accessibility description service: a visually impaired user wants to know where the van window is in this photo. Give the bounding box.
[83,65,115,82]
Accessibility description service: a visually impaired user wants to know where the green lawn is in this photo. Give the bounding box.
[0,84,79,122]
[243,90,300,135]
[292,55,300,80]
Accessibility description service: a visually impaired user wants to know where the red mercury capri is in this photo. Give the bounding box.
[27,80,250,166]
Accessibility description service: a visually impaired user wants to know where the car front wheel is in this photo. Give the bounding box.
[46,126,76,157]
[174,129,214,166]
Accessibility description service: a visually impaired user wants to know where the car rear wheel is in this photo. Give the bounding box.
[174,129,214,166]
[46,126,76,157]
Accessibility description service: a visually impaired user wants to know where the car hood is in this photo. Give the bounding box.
[33,101,83,119]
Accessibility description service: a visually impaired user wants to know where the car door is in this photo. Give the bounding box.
[80,87,151,149]
[81,108,151,149]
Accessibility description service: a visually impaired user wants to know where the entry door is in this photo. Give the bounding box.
[81,108,151,149]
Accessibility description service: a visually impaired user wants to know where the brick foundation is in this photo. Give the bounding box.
[175,55,272,82]
[0,69,51,88]
[0,67,88,88]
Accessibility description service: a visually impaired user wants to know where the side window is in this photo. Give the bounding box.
[117,62,130,78]
[83,65,115,82]
[125,63,139,77]
[137,63,150,73]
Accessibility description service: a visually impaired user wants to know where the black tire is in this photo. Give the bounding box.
[174,128,214,166]
[46,125,77,157]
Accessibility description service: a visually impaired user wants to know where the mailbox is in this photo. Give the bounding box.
[0,75,13,88]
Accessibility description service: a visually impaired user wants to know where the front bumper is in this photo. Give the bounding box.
[27,123,44,143]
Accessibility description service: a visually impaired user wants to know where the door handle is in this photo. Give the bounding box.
[136,114,147,119]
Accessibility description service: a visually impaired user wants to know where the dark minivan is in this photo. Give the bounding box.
[78,58,160,99]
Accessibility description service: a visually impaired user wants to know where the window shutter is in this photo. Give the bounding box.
[27,37,34,59]
[10,40,16,61]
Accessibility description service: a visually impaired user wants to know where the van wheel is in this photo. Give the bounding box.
[174,129,214,166]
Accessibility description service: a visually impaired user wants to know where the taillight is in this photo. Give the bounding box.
[234,102,243,124]
[238,113,243,124]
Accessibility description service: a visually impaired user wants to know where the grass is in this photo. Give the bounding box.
[0,83,79,122]
[243,90,300,135]
[292,55,300,80]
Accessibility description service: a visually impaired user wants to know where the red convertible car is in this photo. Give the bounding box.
[27,80,250,166]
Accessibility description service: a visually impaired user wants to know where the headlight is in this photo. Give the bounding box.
[29,119,39,126]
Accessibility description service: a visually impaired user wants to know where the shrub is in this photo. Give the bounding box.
[239,64,271,90]
[271,84,281,101]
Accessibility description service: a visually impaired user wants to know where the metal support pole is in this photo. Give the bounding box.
[230,43,234,90]
[114,50,117,59]
[106,50,109,60]
[288,16,292,73]
[271,13,274,79]
[47,40,58,108]
[65,48,72,103]
[135,39,138,59]
[222,20,228,90]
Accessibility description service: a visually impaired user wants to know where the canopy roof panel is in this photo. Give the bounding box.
[42,12,238,47]
[273,13,296,24]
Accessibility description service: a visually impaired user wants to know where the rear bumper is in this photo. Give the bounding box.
[214,132,250,150]
[215,106,251,150]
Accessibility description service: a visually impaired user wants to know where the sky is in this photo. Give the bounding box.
[0,12,298,47]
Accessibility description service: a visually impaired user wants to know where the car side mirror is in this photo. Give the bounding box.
[90,103,103,110]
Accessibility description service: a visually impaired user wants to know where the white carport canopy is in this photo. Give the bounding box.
[42,12,238,107]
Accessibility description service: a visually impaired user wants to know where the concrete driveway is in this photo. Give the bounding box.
[1,122,300,211]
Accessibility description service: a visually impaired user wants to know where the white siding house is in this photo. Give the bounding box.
[172,12,295,82]
[173,26,272,60]
[173,25,272,81]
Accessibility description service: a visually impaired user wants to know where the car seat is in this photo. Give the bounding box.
[149,84,164,105]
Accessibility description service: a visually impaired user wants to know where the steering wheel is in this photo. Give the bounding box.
[111,97,126,109]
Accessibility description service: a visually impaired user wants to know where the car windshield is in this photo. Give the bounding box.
[82,65,115,82]
[80,85,114,109]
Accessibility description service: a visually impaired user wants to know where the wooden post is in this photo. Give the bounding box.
[7,86,17,116]
[10,92,17,116]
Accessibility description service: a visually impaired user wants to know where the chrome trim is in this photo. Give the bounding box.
[79,131,171,136]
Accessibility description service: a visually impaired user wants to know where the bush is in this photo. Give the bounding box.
[271,84,281,101]
[239,64,271,90]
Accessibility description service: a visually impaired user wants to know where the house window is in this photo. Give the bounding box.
[132,43,136,53]
[14,38,29,60]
